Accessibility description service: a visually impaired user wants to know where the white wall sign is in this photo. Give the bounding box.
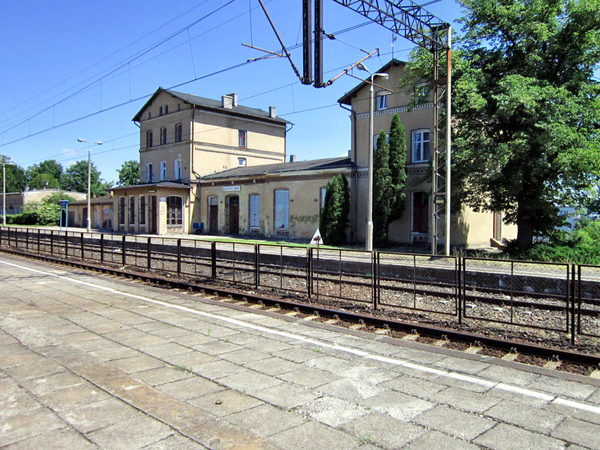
[223,186,241,192]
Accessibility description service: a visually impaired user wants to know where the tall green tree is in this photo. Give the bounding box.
[320,174,350,245]
[0,155,27,193]
[61,160,111,196]
[373,130,393,246]
[27,160,63,186]
[388,113,408,222]
[29,173,60,190]
[403,0,600,248]
[117,160,140,186]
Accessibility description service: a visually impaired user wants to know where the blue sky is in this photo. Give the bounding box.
[0,0,462,183]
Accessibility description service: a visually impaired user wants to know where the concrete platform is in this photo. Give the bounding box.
[1,253,600,449]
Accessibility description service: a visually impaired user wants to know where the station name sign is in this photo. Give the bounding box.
[223,186,241,192]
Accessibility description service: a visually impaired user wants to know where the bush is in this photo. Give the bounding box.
[505,221,600,265]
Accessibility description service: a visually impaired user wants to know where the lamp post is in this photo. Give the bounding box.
[1,162,15,226]
[357,64,389,252]
[77,138,102,232]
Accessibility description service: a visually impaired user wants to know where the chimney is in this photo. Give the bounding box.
[228,93,238,107]
[222,95,233,109]
[269,106,276,118]
[289,155,296,163]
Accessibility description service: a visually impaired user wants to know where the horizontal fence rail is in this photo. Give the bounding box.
[1,226,598,343]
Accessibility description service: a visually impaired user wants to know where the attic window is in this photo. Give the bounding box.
[159,106,163,116]
[238,158,247,167]
[148,112,152,119]
[165,105,169,114]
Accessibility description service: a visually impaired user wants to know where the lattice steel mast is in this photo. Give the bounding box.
[331,0,452,255]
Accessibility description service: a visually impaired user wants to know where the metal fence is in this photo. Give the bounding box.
[1,226,599,342]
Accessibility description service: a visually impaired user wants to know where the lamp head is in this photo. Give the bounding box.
[77,138,85,143]
[356,63,370,73]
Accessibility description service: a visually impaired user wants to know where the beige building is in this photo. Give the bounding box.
[338,59,516,248]
[85,71,514,249]
[0,189,86,216]
[199,157,353,240]
[109,88,292,235]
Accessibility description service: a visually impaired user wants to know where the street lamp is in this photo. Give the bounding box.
[357,63,389,252]
[1,162,15,227]
[77,138,102,232]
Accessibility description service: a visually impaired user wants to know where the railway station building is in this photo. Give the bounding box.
[100,61,515,248]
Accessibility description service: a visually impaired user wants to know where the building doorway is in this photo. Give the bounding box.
[411,192,429,244]
[208,196,218,233]
[227,195,239,235]
[148,195,157,234]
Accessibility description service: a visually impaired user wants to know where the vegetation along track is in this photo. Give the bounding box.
[2,245,599,378]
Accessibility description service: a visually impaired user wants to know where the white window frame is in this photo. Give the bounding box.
[249,194,260,229]
[159,161,167,181]
[238,157,247,167]
[412,129,431,163]
[274,189,290,230]
[376,92,388,110]
[174,159,182,180]
[320,187,327,209]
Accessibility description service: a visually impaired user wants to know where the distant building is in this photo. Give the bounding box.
[0,189,86,216]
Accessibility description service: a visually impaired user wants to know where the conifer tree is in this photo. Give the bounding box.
[373,131,393,246]
[320,174,350,245]
[388,113,407,223]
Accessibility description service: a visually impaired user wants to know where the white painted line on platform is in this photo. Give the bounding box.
[2,259,600,416]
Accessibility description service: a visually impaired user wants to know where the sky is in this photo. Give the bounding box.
[0,0,464,184]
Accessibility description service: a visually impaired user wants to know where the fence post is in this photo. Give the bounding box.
[26,228,29,251]
[306,247,312,299]
[65,232,68,258]
[211,241,217,280]
[98,234,103,263]
[147,237,152,270]
[373,252,378,310]
[80,232,85,260]
[177,239,182,276]
[570,264,577,345]
[50,230,54,255]
[122,235,126,266]
[458,257,464,324]
[255,244,259,289]
[37,229,41,254]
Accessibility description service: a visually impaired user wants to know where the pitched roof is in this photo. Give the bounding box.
[200,157,353,181]
[132,88,292,125]
[338,59,405,106]
[110,181,191,191]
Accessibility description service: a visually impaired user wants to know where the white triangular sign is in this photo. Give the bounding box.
[310,228,323,246]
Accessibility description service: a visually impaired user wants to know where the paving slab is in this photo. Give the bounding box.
[551,417,600,449]
[271,420,360,450]
[340,411,427,449]
[475,423,566,450]
[414,405,497,440]
[228,404,306,437]
[188,389,265,417]
[484,400,565,434]
[2,427,100,450]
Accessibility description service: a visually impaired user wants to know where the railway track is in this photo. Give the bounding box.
[1,245,599,378]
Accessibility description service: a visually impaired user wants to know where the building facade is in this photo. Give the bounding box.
[338,59,516,248]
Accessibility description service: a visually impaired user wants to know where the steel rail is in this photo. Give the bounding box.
[1,246,599,369]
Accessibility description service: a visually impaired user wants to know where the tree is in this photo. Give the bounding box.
[41,192,78,206]
[61,161,111,196]
[373,130,393,246]
[388,113,408,223]
[0,155,27,193]
[117,160,140,186]
[320,174,350,245]
[27,160,63,186]
[29,173,60,190]
[403,0,600,248]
